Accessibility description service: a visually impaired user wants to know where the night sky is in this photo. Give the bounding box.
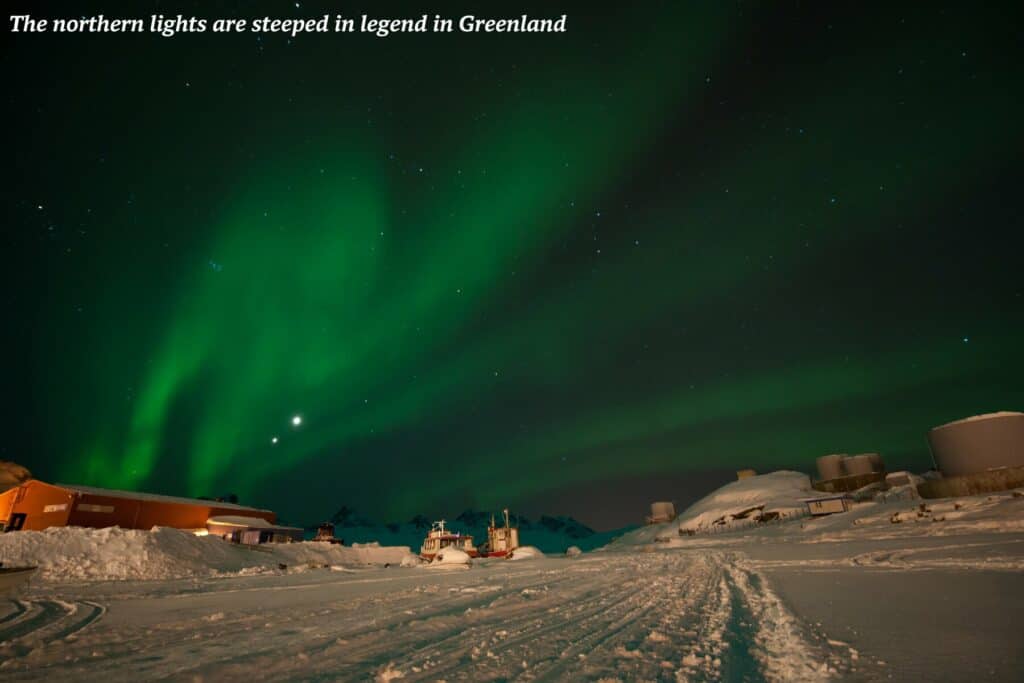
[4,2,1022,529]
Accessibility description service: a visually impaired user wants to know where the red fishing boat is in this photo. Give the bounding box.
[478,508,521,558]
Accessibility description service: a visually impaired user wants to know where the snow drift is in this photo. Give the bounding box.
[677,471,812,530]
[425,547,472,569]
[613,471,814,546]
[508,545,544,560]
[0,526,418,582]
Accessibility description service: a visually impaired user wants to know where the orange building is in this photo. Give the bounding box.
[0,479,277,533]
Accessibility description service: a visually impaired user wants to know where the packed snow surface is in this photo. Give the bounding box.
[0,550,855,681]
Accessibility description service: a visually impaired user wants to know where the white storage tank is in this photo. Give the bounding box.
[927,411,1024,477]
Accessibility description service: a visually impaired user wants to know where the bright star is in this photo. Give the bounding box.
[292,415,302,427]
[271,436,279,444]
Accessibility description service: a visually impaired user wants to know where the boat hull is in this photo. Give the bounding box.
[420,550,479,561]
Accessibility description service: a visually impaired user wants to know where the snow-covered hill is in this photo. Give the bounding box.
[614,470,814,546]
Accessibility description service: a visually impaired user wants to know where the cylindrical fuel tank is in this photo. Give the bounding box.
[816,454,846,480]
[844,454,875,476]
[853,452,884,473]
[928,412,1024,477]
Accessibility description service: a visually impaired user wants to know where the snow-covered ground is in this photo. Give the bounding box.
[1,550,856,681]
[1,477,1022,681]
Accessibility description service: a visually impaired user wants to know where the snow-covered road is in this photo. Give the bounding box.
[0,551,850,682]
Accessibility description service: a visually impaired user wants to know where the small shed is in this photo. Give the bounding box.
[803,495,851,517]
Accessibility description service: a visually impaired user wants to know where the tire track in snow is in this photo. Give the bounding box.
[206,562,653,681]
[25,565,585,680]
[412,565,660,681]
[0,599,106,664]
[726,556,845,681]
[0,600,29,626]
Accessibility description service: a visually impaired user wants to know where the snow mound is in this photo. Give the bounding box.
[508,545,544,561]
[426,547,472,568]
[612,471,814,546]
[0,526,417,582]
[673,471,812,533]
[0,526,255,581]
[399,553,422,568]
[274,542,417,568]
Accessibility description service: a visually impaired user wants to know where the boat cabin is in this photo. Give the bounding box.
[420,519,477,559]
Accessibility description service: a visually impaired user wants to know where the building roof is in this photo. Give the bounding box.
[54,482,272,513]
[207,515,302,531]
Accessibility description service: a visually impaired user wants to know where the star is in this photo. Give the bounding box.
[292,415,302,427]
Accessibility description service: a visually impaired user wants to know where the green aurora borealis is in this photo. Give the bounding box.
[4,2,1023,526]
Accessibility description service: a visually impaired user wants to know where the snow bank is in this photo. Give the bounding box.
[425,547,472,568]
[274,542,417,568]
[0,526,417,582]
[508,546,544,561]
[673,471,813,533]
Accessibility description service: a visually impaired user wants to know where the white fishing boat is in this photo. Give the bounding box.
[419,520,478,560]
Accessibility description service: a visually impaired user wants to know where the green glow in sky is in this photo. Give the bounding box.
[5,3,1022,525]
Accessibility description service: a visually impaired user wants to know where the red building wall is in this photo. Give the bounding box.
[1,480,276,532]
[0,480,75,530]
